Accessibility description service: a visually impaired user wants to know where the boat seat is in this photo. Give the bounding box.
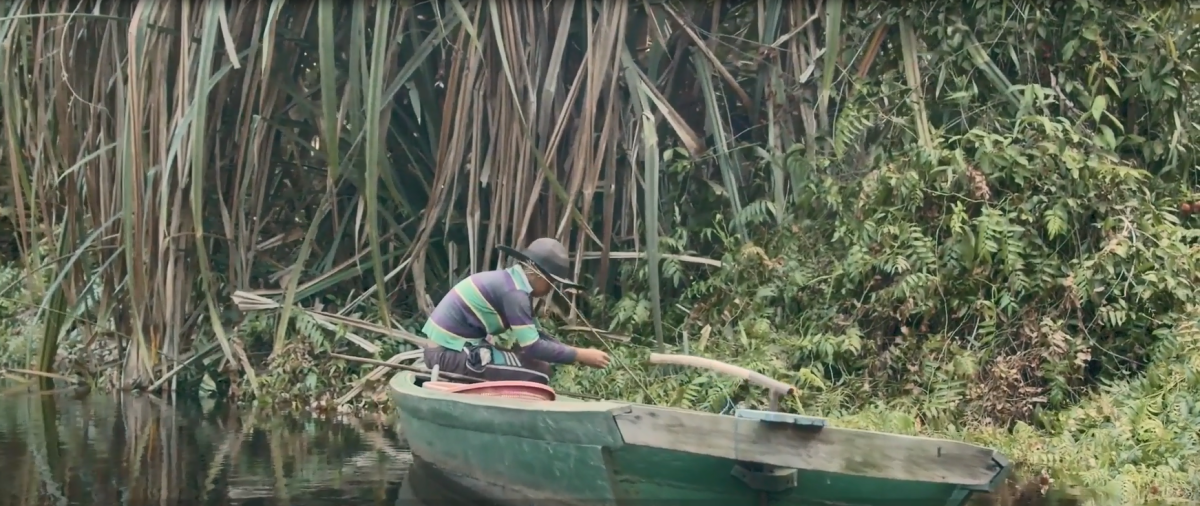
[422,380,557,401]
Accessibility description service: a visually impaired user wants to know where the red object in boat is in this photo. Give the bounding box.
[422,380,557,401]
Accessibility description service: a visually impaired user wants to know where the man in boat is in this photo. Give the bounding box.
[421,237,611,385]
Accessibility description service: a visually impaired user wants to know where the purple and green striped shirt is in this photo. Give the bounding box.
[422,266,577,364]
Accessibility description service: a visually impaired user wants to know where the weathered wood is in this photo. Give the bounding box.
[332,353,486,383]
[2,368,83,385]
[335,349,424,405]
[389,370,1010,506]
[309,309,430,348]
[231,291,394,352]
[646,353,794,396]
[611,404,1003,488]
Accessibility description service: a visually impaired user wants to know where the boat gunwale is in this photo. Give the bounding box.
[388,370,630,413]
[389,371,1009,454]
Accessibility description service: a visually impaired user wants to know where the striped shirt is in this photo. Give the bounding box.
[422,266,545,352]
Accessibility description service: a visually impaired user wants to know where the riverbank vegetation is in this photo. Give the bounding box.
[1,0,1198,502]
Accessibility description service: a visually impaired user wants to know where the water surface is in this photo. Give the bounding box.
[0,387,1088,506]
[0,389,407,506]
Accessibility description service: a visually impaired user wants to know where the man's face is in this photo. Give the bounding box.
[530,272,553,297]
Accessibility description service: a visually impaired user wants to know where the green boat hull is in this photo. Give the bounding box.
[389,372,1010,506]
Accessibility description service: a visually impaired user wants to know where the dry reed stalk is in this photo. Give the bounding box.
[1,0,850,386]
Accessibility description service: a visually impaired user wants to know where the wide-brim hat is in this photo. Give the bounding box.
[497,238,584,291]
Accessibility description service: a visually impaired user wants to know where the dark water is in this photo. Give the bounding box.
[0,387,1088,506]
[0,389,409,506]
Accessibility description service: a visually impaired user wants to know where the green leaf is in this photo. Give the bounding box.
[1104,77,1121,96]
[1091,95,1108,122]
[1062,39,1079,59]
[1099,124,1117,148]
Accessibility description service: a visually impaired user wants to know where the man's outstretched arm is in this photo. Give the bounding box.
[501,293,578,364]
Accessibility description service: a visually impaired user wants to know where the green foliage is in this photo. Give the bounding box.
[214,298,424,416]
[0,239,56,370]
[2,0,1197,500]
[552,0,1200,501]
[0,262,37,368]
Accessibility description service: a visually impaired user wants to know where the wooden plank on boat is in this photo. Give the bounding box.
[611,405,1004,488]
[734,409,826,427]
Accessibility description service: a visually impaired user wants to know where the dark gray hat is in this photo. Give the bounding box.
[497,238,583,290]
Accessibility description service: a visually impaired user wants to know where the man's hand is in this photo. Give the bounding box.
[575,348,610,369]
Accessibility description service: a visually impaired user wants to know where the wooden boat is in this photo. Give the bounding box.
[387,353,1011,506]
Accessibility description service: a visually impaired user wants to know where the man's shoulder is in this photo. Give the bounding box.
[462,268,525,293]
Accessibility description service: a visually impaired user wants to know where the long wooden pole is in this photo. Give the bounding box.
[330,353,484,383]
[647,352,794,396]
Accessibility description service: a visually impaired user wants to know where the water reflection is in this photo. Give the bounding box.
[0,386,1091,506]
[0,389,406,506]
[393,453,1086,506]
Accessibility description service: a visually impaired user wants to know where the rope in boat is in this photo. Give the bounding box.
[721,397,737,415]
